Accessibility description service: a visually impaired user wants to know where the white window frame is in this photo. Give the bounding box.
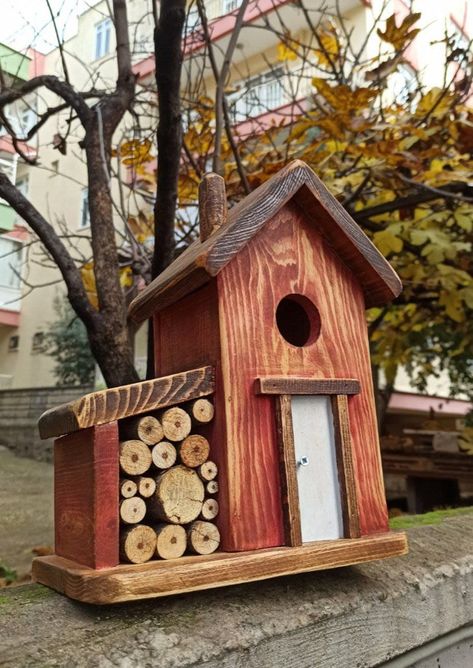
[95,18,112,60]
[222,0,241,14]
[80,188,90,229]
[0,236,22,290]
[185,5,201,34]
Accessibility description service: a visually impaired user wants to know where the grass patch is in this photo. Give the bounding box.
[389,506,473,530]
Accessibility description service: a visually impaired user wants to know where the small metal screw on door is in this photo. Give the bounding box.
[298,456,309,467]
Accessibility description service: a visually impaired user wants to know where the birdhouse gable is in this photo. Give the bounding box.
[128,160,402,322]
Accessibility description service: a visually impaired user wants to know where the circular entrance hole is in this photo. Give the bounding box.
[275,294,321,347]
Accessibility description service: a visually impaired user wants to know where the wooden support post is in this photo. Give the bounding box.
[275,395,302,547]
[331,395,361,539]
[199,172,227,242]
[54,422,119,569]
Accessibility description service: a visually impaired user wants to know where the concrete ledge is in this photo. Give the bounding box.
[1,516,472,667]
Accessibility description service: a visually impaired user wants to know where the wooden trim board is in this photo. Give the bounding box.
[331,395,361,539]
[32,532,407,605]
[255,378,360,396]
[39,366,215,439]
[275,395,302,546]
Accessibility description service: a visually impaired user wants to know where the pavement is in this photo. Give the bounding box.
[0,447,54,579]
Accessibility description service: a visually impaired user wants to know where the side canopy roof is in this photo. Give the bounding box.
[129,160,402,323]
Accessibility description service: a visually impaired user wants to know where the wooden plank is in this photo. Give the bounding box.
[54,422,119,569]
[275,395,302,547]
[256,377,360,396]
[38,366,215,439]
[331,395,361,539]
[217,203,389,541]
[128,160,402,322]
[32,531,408,605]
[382,453,473,480]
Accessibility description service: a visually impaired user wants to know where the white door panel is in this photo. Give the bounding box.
[291,395,343,542]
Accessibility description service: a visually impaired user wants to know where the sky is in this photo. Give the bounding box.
[0,0,98,54]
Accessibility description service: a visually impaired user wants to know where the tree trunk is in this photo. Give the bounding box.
[84,120,139,388]
[147,0,186,379]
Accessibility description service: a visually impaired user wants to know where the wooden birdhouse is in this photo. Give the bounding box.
[33,161,407,604]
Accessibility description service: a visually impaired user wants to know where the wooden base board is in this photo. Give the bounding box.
[32,531,407,605]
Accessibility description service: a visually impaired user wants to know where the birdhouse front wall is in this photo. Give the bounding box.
[216,200,389,551]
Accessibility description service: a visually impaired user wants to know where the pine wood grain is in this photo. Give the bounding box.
[32,531,407,604]
[274,395,302,547]
[38,366,215,439]
[256,378,360,396]
[54,423,119,569]
[128,160,402,322]
[217,202,390,543]
[331,395,361,539]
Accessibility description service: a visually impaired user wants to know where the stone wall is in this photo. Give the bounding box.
[0,516,472,667]
[0,385,92,461]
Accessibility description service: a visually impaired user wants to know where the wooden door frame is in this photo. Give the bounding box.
[257,377,361,546]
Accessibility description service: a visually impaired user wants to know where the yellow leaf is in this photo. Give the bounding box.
[373,229,403,256]
[80,262,98,310]
[314,23,340,66]
[277,37,298,62]
[454,207,472,232]
[415,88,453,119]
[439,291,465,322]
[120,266,134,289]
[377,12,421,51]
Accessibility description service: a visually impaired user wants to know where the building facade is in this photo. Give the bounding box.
[0,0,470,390]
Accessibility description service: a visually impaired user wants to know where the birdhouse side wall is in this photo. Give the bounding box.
[153,281,230,546]
[216,200,389,551]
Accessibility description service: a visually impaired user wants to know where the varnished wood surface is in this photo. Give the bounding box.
[32,531,407,604]
[217,203,389,543]
[38,366,215,439]
[54,423,119,569]
[256,377,360,396]
[331,395,361,539]
[128,160,402,322]
[275,395,302,547]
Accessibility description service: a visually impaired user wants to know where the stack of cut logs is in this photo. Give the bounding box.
[118,398,220,564]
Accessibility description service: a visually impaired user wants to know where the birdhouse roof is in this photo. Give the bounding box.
[129,160,402,322]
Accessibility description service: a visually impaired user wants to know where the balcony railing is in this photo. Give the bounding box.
[228,64,315,123]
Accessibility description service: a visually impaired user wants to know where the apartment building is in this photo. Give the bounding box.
[0,0,470,391]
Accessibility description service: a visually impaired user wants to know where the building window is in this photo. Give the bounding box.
[0,236,22,290]
[8,335,19,351]
[32,331,44,352]
[95,18,112,60]
[185,5,201,34]
[229,68,285,122]
[80,189,90,229]
[15,177,28,198]
[222,0,242,13]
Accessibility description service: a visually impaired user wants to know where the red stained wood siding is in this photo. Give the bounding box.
[153,282,230,550]
[217,201,388,548]
[54,422,119,568]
